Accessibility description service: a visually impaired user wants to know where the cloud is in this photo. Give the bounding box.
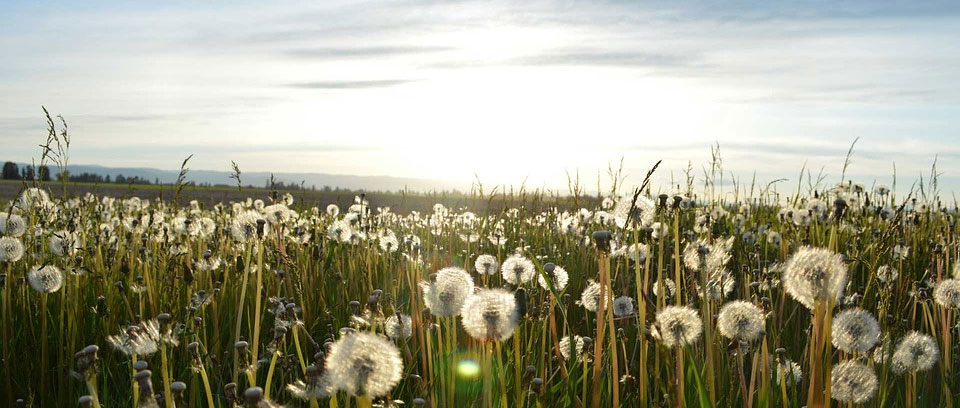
[282,45,454,59]
[506,48,703,70]
[283,80,417,89]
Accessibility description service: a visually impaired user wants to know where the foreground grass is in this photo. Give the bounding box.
[0,169,958,407]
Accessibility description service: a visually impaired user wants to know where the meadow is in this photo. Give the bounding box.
[0,150,958,408]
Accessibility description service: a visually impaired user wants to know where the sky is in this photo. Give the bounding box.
[1,0,959,195]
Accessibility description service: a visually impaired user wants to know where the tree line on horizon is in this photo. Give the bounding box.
[2,161,388,194]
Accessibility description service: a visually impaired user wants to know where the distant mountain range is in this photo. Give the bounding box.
[10,162,470,193]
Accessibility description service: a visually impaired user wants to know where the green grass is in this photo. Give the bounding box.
[0,167,957,407]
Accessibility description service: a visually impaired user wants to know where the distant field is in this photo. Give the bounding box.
[0,180,576,213]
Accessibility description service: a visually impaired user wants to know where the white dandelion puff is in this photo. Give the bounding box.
[460,288,519,342]
[420,267,474,317]
[323,332,403,398]
[612,296,635,317]
[537,265,569,291]
[933,279,960,308]
[0,212,26,237]
[0,237,24,263]
[655,306,703,348]
[782,246,848,310]
[501,255,536,285]
[831,361,878,404]
[577,280,610,312]
[716,301,765,342]
[28,265,63,293]
[891,332,939,374]
[474,255,499,275]
[384,314,412,340]
[774,359,802,386]
[831,308,880,353]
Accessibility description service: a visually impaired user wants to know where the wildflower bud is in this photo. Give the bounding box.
[368,295,379,305]
[157,313,172,330]
[513,364,532,381]
[78,395,93,408]
[833,197,847,220]
[95,296,107,316]
[592,231,612,252]
[135,369,152,382]
[255,219,266,237]
[187,342,199,356]
[515,288,527,318]
[412,398,426,406]
[274,326,287,341]
[224,383,238,403]
[114,280,126,294]
[244,386,264,404]
[171,381,187,406]
[133,360,149,371]
[672,195,683,209]
[235,341,249,351]
[582,336,593,347]
[657,194,669,208]
[15,399,25,408]
[531,377,544,393]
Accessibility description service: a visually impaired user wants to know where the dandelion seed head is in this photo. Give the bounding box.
[559,335,587,361]
[831,308,880,353]
[717,301,765,342]
[501,255,535,285]
[230,211,267,243]
[16,188,50,211]
[460,288,519,342]
[612,296,635,317]
[0,212,26,237]
[782,246,848,309]
[652,279,676,299]
[698,270,736,300]
[831,361,878,404]
[28,264,63,293]
[577,280,610,312]
[612,195,656,229]
[876,265,898,284]
[421,267,474,317]
[933,279,960,308]
[0,237,24,263]
[774,359,802,386]
[891,332,939,374]
[537,264,569,291]
[655,306,702,348]
[474,254,499,275]
[49,231,80,257]
[384,314,412,340]
[323,332,403,397]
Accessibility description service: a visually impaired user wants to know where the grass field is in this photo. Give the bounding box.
[0,164,958,407]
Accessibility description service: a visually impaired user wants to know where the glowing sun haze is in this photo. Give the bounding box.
[1,0,959,192]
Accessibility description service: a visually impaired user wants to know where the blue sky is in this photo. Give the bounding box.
[1,0,959,195]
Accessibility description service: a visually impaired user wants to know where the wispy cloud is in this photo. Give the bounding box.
[282,46,454,59]
[283,80,417,89]
[1,0,959,191]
